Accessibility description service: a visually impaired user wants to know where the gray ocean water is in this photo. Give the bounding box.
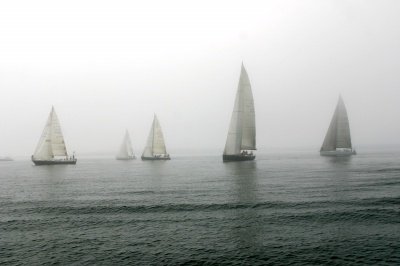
[1,152,400,265]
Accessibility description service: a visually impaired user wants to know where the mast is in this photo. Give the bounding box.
[152,116,155,156]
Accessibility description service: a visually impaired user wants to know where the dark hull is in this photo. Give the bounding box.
[223,154,255,162]
[141,156,170,161]
[32,159,77,165]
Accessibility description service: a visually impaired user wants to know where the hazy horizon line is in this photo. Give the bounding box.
[5,144,400,159]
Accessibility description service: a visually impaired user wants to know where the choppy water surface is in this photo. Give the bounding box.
[1,152,400,265]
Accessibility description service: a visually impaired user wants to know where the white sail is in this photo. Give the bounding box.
[240,64,256,150]
[117,130,135,158]
[33,107,68,160]
[224,63,256,155]
[142,115,168,157]
[321,96,353,151]
[142,121,154,158]
[152,115,167,155]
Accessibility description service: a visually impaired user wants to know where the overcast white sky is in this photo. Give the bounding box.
[1,0,400,156]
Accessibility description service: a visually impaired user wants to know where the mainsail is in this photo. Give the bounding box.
[117,130,135,158]
[321,96,353,151]
[142,115,168,157]
[224,63,256,155]
[33,107,69,160]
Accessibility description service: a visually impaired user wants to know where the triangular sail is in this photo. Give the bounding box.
[125,132,134,156]
[240,65,256,150]
[321,96,353,151]
[152,116,167,155]
[33,113,53,159]
[224,64,256,155]
[142,122,154,157]
[142,115,168,157]
[117,130,134,158]
[34,107,68,159]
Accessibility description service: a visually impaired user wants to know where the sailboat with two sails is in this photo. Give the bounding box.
[31,107,77,165]
[320,96,356,156]
[116,130,136,160]
[141,115,170,160]
[223,63,256,162]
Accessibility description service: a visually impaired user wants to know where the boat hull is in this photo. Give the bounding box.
[320,150,356,157]
[32,159,77,165]
[116,156,136,160]
[223,154,255,162]
[141,156,170,161]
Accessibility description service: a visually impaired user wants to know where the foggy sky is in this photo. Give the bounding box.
[1,0,400,157]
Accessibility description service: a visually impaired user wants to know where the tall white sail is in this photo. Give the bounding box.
[321,96,353,151]
[117,130,135,158]
[152,116,167,155]
[142,115,168,157]
[224,63,256,155]
[33,107,68,160]
[142,121,154,158]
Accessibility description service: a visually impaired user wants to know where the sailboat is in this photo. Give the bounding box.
[31,107,77,165]
[320,96,356,156]
[223,63,256,162]
[141,115,170,160]
[116,130,135,160]
[0,156,13,162]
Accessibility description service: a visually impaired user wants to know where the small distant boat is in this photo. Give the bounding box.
[116,130,136,160]
[141,115,170,160]
[223,63,256,162]
[0,156,13,161]
[320,96,356,156]
[31,107,77,165]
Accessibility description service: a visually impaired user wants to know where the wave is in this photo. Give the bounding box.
[376,168,400,173]
[4,196,400,215]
